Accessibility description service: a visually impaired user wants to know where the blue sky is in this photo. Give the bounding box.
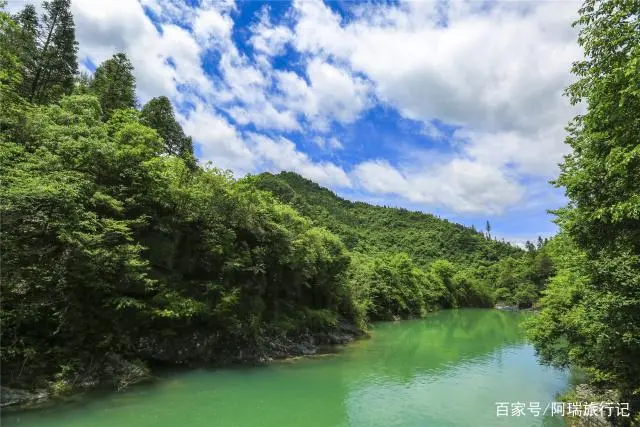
[9,0,584,246]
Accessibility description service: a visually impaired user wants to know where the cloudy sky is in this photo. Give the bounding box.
[7,0,584,246]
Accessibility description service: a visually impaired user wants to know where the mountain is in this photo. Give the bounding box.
[247,171,522,269]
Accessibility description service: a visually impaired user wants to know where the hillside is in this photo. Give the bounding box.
[248,172,523,269]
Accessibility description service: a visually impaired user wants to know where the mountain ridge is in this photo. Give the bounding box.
[247,171,523,269]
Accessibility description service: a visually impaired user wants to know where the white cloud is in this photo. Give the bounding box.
[194,8,233,41]
[275,58,371,131]
[250,6,294,57]
[249,134,352,188]
[313,136,344,150]
[289,0,581,170]
[181,104,254,173]
[352,158,523,214]
[227,104,300,132]
[70,0,216,103]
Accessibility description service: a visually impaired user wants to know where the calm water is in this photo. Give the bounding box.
[3,309,569,427]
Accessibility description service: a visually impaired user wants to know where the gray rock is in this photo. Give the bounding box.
[0,386,49,408]
[567,384,618,427]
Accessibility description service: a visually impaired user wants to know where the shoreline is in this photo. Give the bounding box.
[1,322,366,412]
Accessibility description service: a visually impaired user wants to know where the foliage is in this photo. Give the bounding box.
[525,0,640,421]
[140,96,196,169]
[13,0,78,104]
[90,53,136,119]
[249,172,555,310]
[248,172,523,268]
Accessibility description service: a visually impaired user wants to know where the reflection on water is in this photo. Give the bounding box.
[2,309,569,427]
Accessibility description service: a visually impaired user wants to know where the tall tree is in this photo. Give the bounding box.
[12,4,37,98]
[15,0,78,104]
[72,71,93,95]
[90,53,136,119]
[0,4,25,135]
[525,240,536,253]
[140,96,196,168]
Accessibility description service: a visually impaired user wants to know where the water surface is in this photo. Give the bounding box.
[2,309,569,427]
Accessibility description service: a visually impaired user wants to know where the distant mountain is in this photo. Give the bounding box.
[247,171,522,268]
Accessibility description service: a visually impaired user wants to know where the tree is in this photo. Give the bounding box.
[527,0,640,421]
[140,96,196,168]
[525,240,536,253]
[1,5,27,135]
[485,220,491,239]
[90,53,136,119]
[12,4,37,96]
[15,0,78,104]
[72,71,92,95]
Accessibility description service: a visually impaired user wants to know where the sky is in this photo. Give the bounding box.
[6,0,585,246]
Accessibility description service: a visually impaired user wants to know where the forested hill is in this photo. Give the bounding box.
[249,172,522,268]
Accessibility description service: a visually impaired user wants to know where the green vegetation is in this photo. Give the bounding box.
[250,172,555,310]
[0,1,554,396]
[525,0,640,423]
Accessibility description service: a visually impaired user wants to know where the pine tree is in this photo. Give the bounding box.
[72,71,92,95]
[12,4,38,98]
[140,96,196,168]
[17,0,78,104]
[525,240,536,253]
[90,53,136,119]
[1,3,27,135]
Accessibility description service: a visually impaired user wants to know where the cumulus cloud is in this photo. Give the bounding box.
[352,159,523,214]
[284,0,581,212]
[313,136,344,150]
[249,134,352,188]
[194,8,233,41]
[71,0,214,102]
[275,58,371,131]
[250,6,294,57]
[181,103,254,173]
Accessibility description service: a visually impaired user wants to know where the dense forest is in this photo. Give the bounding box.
[0,0,553,397]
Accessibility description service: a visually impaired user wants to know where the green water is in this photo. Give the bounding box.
[2,309,569,427]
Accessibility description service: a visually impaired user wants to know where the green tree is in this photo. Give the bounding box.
[0,95,157,388]
[527,0,640,421]
[141,96,196,168]
[15,0,78,104]
[430,259,458,308]
[0,5,27,135]
[90,53,136,119]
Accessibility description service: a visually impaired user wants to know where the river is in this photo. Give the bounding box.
[2,309,570,427]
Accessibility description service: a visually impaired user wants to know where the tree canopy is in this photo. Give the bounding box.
[526,0,640,422]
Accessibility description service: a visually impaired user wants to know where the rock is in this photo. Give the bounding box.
[0,386,49,408]
[103,354,151,391]
[495,304,519,311]
[566,384,618,427]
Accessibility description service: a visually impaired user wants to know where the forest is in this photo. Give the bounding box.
[1,0,639,423]
[0,0,552,396]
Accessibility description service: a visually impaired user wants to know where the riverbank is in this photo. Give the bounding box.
[1,320,365,411]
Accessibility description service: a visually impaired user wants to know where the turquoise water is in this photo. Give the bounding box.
[2,309,569,427]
